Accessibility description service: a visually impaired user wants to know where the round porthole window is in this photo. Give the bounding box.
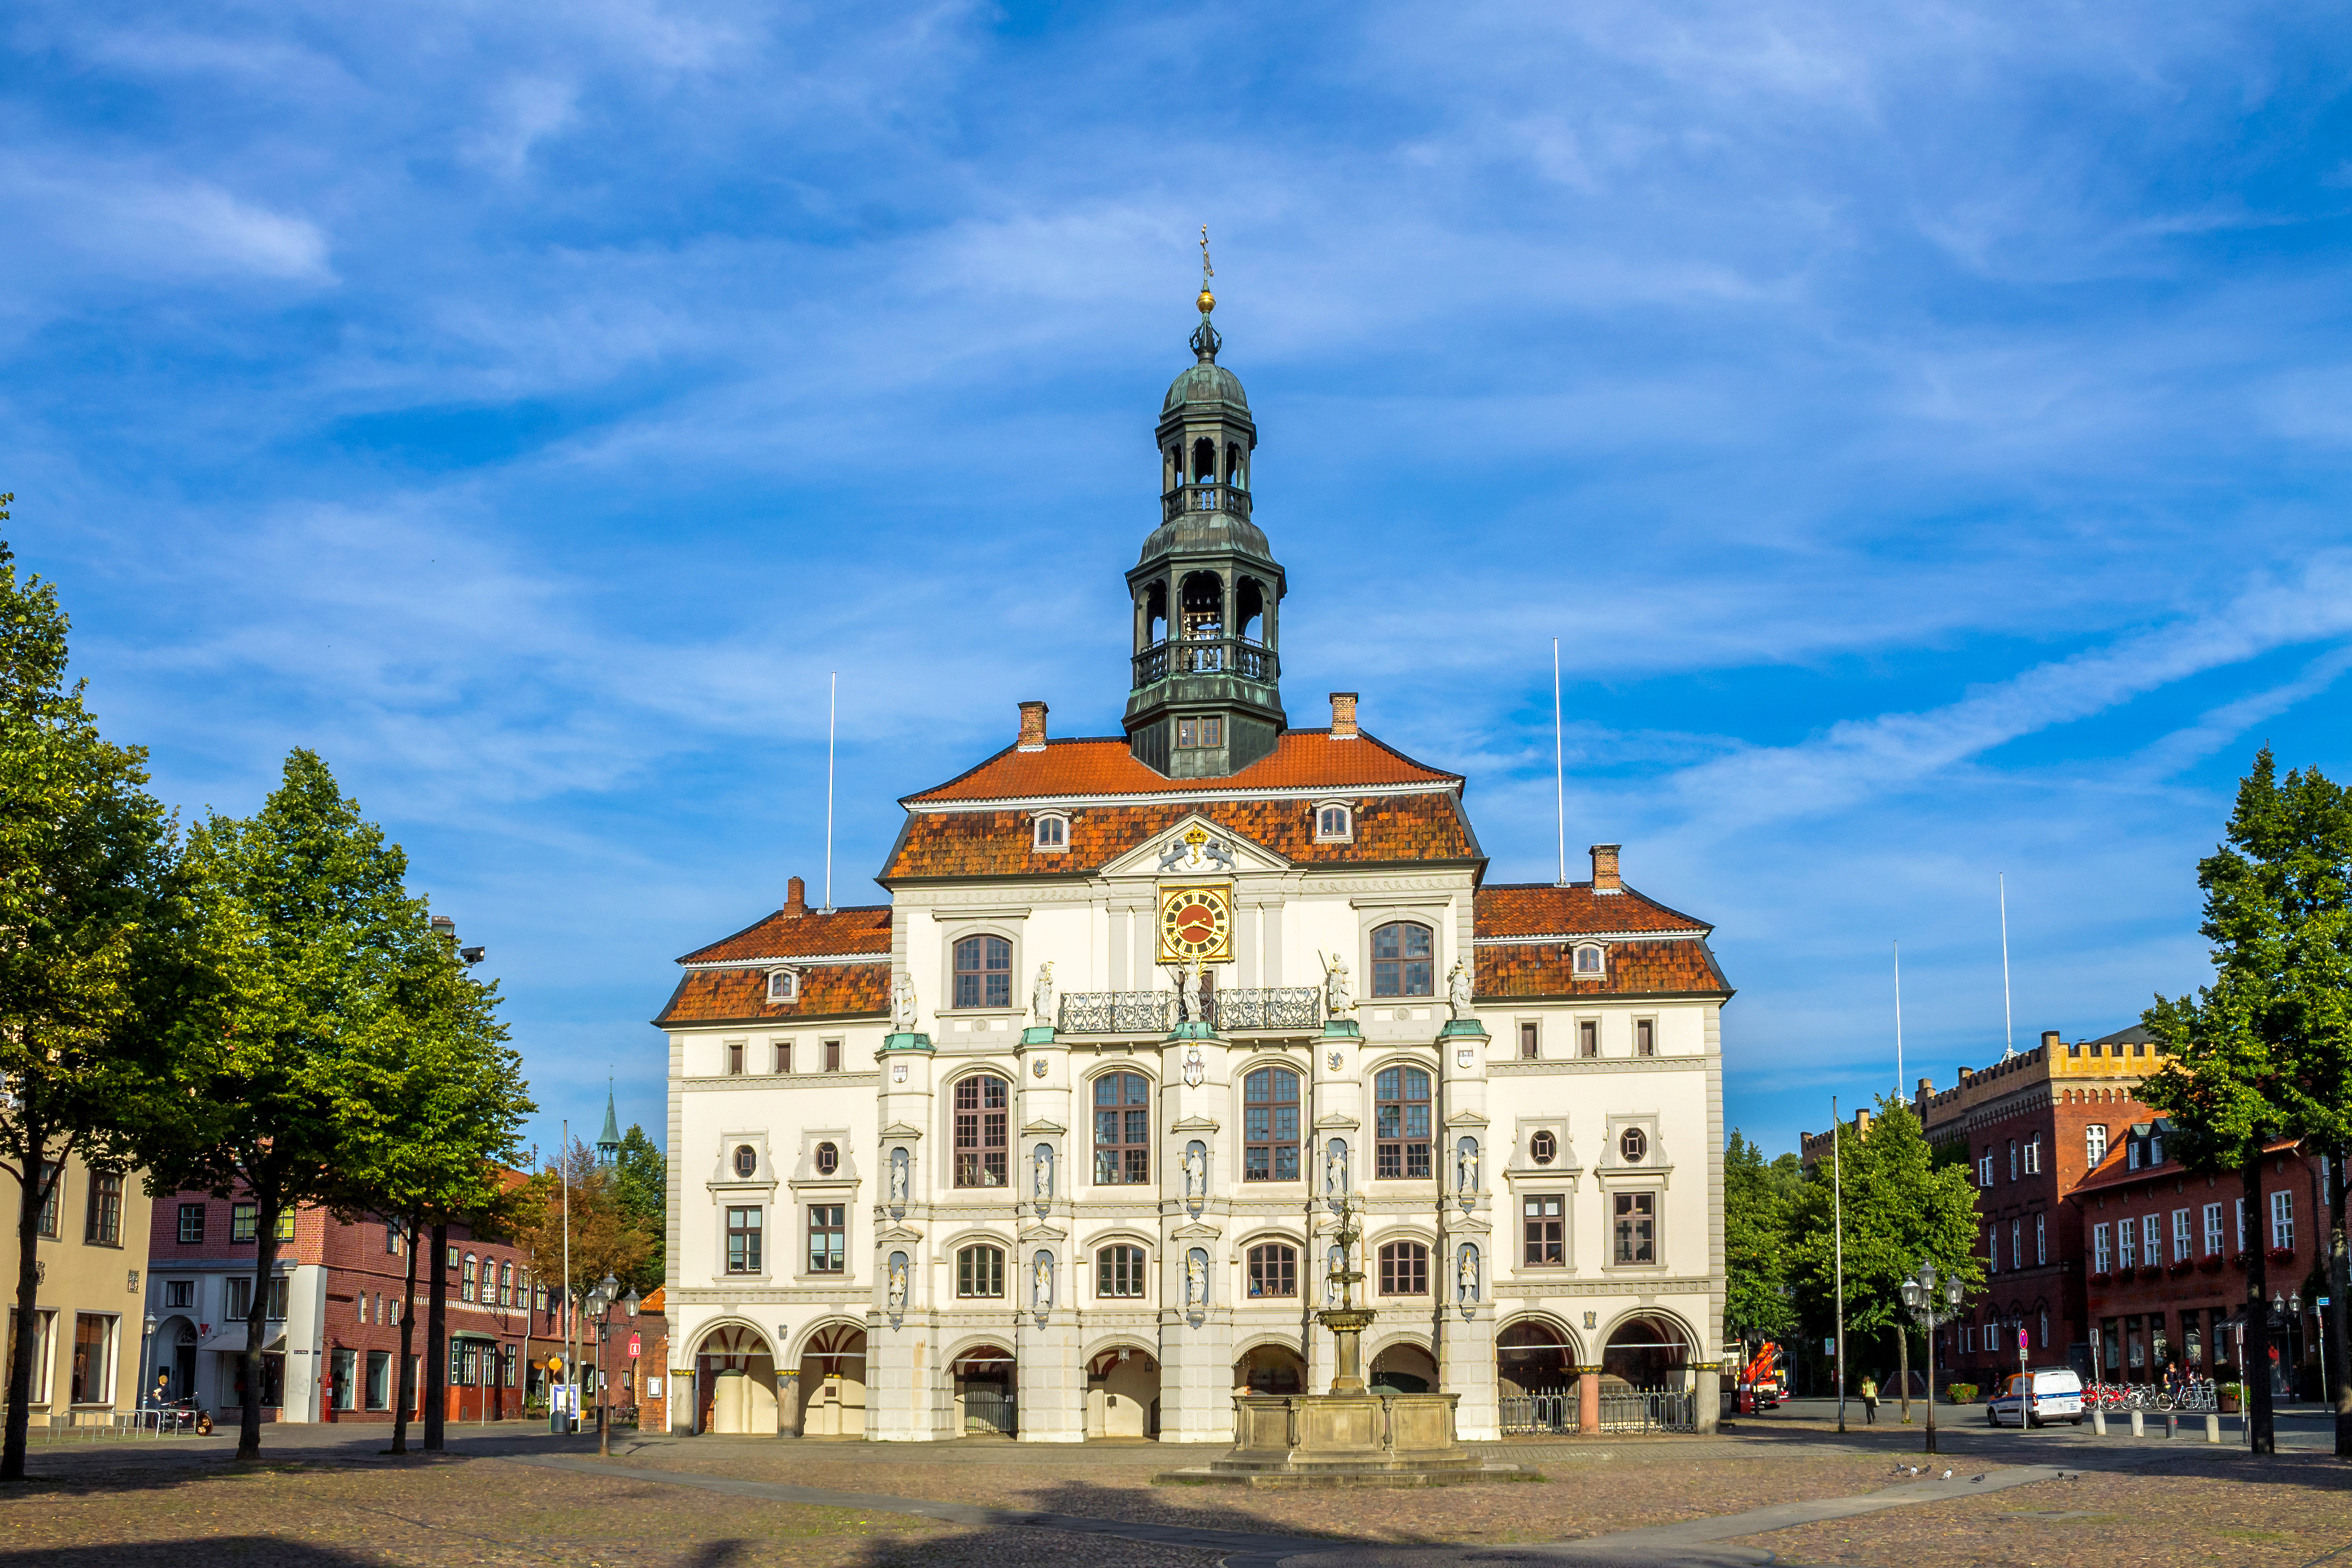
[1619,1126,1648,1164]
[816,1141,839,1175]
[732,1145,756,1178]
[1530,1130,1557,1165]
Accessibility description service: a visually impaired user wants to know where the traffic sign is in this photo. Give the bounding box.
[628,1334,642,1359]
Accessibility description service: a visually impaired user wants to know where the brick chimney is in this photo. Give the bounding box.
[1589,844,1622,893]
[784,876,806,917]
[1329,692,1359,739]
[1016,700,1049,752]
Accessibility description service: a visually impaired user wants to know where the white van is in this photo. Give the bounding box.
[1987,1368,2085,1427]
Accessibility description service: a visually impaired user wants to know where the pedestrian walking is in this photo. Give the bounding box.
[1860,1374,1879,1425]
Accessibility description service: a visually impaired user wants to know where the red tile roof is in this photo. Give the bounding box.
[1475,883,1710,938]
[1474,938,1731,999]
[903,730,1460,803]
[653,960,890,1027]
[677,905,892,966]
[881,793,1480,881]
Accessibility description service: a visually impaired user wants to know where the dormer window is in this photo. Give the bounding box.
[1032,813,1069,851]
[766,968,800,1004]
[1176,717,1224,749]
[1314,802,1353,842]
[1572,944,1605,977]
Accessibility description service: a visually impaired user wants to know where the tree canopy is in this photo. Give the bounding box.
[1725,1130,1803,1340]
[1790,1098,1983,1347]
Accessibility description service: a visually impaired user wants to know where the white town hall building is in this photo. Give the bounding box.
[658,289,1733,1443]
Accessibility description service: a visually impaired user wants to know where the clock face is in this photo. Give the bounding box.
[1158,886,1232,962]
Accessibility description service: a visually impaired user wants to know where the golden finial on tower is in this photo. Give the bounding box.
[1197,224,1215,314]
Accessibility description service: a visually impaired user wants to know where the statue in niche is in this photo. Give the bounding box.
[888,1147,909,1208]
[1186,1250,1209,1311]
[1447,957,1473,1020]
[1031,961,1055,1026]
[1032,1143,1055,1204]
[1457,1244,1480,1303]
[1320,952,1355,1018]
[1456,1137,1480,1197]
[1032,1252,1054,1312]
[889,974,918,1034]
[1324,1138,1349,1196]
[1183,1141,1208,1205]
[887,1253,907,1312]
[1325,1244,1345,1305]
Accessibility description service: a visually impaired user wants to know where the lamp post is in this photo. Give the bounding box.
[620,1287,641,1426]
[590,1272,619,1457]
[1899,1260,1966,1455]
[138,1311,159,1424]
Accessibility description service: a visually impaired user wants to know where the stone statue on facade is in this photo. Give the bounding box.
[1032,1143,1054,1203]
[1326,1247,1345,1305]
[1457,1245,1480,1303]
[1324,1138,1349,1196]
[1031,960,1055,1027]
[1183,1141,1208,1203]
[1456,1139,1478,1197]
[1167,959,1200,1025]
[888,1148,909,1207]
[1032,1253,1054,1312]
[1186,1250,1208,1311]
[1320,951,1355,1018]
[1447,957,1473,1020]
[889,973,917,1034]
[887,1256,907,1312]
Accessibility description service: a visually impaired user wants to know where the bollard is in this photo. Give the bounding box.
[2166,1413,2177,1439]
[2130,1409,2145,1437]
[2205,1413,2221,1443]
[2093,1409,2107,1436]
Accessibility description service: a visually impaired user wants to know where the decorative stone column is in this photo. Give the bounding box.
[1694,1359,1722,1434]
[871,1026,946,1442]
[1159,1020,1234,1443]
[775,1368,800,1435]
[1577,1362,1604,1435]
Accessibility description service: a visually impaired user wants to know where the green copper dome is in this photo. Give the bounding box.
[1163,359,1250,413]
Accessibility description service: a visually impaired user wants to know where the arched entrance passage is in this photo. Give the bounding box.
[1086,1345,1160,1438]
[1496,1320,1577,1395]
[1370,1340,1438,1394]
[796,1324,866,1437]
[1603,1313,1692,1392]
[953,1343,1017,1436]
[1234,1342,1306,1395]
[154,1316,198,1409]
[695,1324,779,1435]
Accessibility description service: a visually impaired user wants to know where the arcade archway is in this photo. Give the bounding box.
[796,1323,866,1436]
[1603,1313,1693,1392]
[1086,1344,1160,1437]
[1497,1319,1578,1395]
[694,1323,779,1435]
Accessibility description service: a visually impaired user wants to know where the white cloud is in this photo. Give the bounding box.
[0,157,331,286]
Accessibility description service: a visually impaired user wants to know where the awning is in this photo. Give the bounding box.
[199,1324,287,1355]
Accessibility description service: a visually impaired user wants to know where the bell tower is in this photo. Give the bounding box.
[1124,235,1288,778]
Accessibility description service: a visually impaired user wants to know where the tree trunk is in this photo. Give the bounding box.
[2246,1152,2275,1456]
[240,1190,281,1461]
[424,1221,447,1451]
[3,1133,58,1482]
[390,1215,421,1455]
[2330,1147,2349,1460]
[1896,1324,1912,1422]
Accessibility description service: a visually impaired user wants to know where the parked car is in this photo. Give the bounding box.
[1987,1368,2085,1427]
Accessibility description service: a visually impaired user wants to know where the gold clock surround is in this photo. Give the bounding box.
[1158,884,1233,963]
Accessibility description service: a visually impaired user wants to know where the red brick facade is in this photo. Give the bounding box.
[145,1186,562,1423]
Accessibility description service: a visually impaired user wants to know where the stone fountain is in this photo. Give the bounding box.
[1159,1198,1525,1488]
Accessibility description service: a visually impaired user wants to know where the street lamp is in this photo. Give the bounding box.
[590,1272,619,1457]
[138,1311,159,1420]
[1899,1260,1966,1455]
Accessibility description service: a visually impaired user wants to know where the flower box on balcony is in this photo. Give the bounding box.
[2268,1247,2298,1266]
[2197,1255,2224,1273]
[2087,1271,2113,1286]
[2231,1252,2254,1270]
[2168,1260,2197,1277]
[2137,1265,2165,1281]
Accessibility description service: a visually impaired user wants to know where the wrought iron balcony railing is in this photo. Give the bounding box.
[1054,987,1324,1035]
[1161,483,1253,522]
[1130,638,1277,690]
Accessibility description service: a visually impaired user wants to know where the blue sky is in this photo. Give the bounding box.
[5,1,2349,1163]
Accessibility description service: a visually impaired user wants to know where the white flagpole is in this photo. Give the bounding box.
[1998,872,2013,1058]
[823,671,838,913]
[1553,638,1566,886]
[1894,938,1905,1102]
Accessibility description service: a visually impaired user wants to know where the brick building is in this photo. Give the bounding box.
[2074,1129,2329,1397]
[143,1187,560,1423]
[1912,1024,2154,1388]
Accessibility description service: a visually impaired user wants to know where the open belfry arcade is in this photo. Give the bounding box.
[657,272,1733,1443]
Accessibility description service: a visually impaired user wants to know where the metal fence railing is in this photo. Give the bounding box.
[963,1388,1017,1436]
[1499,1391,1579,1434]
[1598,1390,1697,1434]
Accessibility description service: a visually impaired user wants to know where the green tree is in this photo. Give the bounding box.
[158,750,421,1461]
[611,1124,666,1292]
[1791,1098,1982,1414]
[338,925,532,1453]
[2141,749,2352,1456]
[511,1138,654,1406]
[0,522,196,1482]
[1725,1131,1800,1343]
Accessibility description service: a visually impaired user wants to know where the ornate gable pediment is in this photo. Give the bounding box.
[1099,815,1290,879]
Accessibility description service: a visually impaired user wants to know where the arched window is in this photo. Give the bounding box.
[1315,803,1351,842]
[954,1075,1010,1187]
[1093,1072,1150,1184]
[1378,1241,1429,1295]
[765,967,798,1003]
[1033,813,1068,850]
[1370,923,1434,997]
[956,1245,1005,1298]
[953,935,1013,1009]
[1192,437,1216,483]
[1374,1066,1433,1179]
[1573,944,1605,977]
[461,1254,478,1303]
[733,1145,757,1178]
[1096,1244,1147,1298]
[1247,1243,1297,1298]
[816,1141,839,1175]
[1242,1067,1301,1181]
[499,1260,513,1307]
